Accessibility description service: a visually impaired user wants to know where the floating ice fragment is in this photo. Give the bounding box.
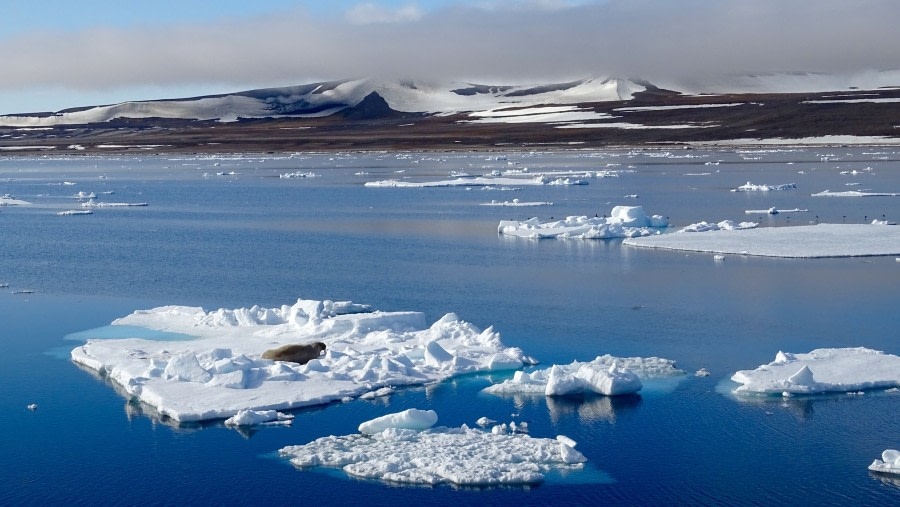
[498,206,668,239]
[732,347,900,395]
[695,368,711,377]
[224,409,293,427]
[280,412,587,485]
[476,416,497,427]
[27,403,37,411]
[869,449,900,475]
[358,409,438,435]
[485,354,681,397]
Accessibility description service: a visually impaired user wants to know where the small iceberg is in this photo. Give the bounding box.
[279,409,586,485]
[731,347,900,395]
[869,449,900,475]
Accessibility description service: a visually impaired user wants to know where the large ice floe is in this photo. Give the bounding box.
[498,205,668,239]
[279,409,587,485]
[869,449,900,476]
[483,355,683,397]
[730,348,900,395]
[811,190,900,197]
[624,223,900,258]
[70,299,536,422]
[678,220,758,232]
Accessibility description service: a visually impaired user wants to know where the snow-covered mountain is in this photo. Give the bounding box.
[0,78,643,127]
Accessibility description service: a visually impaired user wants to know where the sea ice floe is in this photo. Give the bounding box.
[498,205,668,239]
[481,199,552,207]
[483,354,683,397]
[870,450,900,476]
[70,298,537,422]
[279,409,586,485]
[731,181,796,192]
[624,223,900,258]
[731,348,900,395]
[0,195,31,206]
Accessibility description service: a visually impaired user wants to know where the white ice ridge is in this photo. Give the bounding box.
[484,355,683,397]
[498,206,668,239]
[279,409,586,485]
[365,175,588,188]
[70,299,537,422]
[678,220,758,232]
[624,224,900,258]
[869,449,900,475]
[731,348,900,395]
[731,181,797,192]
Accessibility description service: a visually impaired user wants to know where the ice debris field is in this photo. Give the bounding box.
[624,223,900,258]
[731,347,900,395]
[279,408,588,485]
[70,299,537,422]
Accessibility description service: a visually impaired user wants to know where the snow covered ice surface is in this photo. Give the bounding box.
[365,175,588,188]
[498,206,668,239]
[70,298,537,422]
[624,224,900,258]
[869,449,900,476]
[812,190,900,197]
[279,409,587,486]
[484,355,683,397]
[731,348,900,395]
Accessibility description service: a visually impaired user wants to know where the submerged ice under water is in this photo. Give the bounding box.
[1,148,899,504]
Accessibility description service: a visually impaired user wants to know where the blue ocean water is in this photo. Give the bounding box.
[1,148,898,505]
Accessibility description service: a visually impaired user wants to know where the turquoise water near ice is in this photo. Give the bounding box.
[1,149,899,505]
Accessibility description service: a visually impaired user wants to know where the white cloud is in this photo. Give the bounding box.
[345,2,424,25]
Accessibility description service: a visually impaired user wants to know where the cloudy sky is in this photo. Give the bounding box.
[1,0,899,114]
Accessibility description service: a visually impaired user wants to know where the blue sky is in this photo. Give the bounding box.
[1,0,898,115]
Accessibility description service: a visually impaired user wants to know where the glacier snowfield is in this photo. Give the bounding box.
[1,147,899,504]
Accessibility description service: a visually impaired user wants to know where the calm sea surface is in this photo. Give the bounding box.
[1,148,898,505]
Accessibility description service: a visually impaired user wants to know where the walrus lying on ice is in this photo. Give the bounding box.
[261,342,326,365]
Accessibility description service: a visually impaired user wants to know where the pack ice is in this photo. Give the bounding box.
[731,348,900,395]
[498,206,668,239]
[279,409,587,485]
[70,299,536,422]
[483,354,683,397]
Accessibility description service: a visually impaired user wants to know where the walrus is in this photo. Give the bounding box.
[261,342,326,365]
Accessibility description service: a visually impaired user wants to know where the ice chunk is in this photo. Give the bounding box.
[163,352,212,383]
[280,413,587,485]
[485,354,680,396]
[358,409,438,435]
[868,449,900,475]
[731,347,900,394]
[224,409,293,427]
[731,181,796,192]
[71,297,535,422]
